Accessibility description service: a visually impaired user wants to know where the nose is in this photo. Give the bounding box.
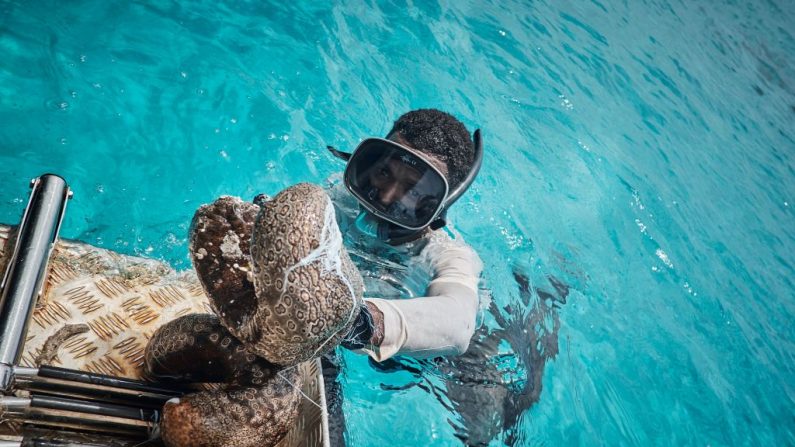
[379,182,401,205]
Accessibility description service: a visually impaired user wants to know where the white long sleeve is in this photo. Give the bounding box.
[362,231,482,361]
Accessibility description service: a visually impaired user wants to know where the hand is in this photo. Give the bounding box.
[252,193,270,207]
[341,302,384,350]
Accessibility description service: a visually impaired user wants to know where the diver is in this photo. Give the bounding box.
[323,115,566,446]
[318,109,484,446]
[326,108,484,361]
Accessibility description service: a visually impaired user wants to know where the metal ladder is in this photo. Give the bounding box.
[0,174,180,446]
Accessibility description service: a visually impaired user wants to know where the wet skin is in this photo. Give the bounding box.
[368,133,449,218]
[368,157,425,209]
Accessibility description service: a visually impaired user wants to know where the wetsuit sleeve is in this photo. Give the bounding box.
[362,232,482,361]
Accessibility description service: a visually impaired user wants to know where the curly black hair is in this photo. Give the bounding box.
[387,109,475,189]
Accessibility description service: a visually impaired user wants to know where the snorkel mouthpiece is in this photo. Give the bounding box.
[354,211,382,240]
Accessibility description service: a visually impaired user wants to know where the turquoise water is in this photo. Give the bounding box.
[1,0,794,445]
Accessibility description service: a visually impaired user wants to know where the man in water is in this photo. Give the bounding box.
[317,108,488,445]
[325,109,565,446]
[326,108,484,361]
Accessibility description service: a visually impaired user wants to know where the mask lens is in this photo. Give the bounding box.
[345,139,448,229]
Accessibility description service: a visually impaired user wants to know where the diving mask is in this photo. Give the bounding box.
[344,138,449,230]
[328,129,483,241]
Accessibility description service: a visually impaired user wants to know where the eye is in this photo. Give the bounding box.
[408,189,420,198]
[378,167,390,178]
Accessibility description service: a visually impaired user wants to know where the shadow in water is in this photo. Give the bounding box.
[368,264,568,446]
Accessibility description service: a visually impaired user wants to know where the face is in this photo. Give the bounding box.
[368,133,448,210]
[345,132,451,230]
[368,156,423,210]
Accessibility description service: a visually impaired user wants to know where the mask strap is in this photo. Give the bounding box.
[425,129,483,233]
[327,145,352,161]
[444,129,483,209]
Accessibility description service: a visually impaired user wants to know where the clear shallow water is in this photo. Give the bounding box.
[1,0,794,445]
